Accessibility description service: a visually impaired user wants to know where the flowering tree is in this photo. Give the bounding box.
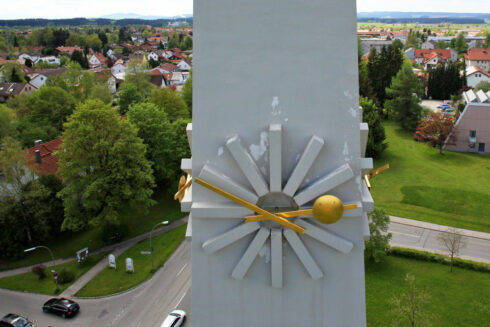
[414,112,456,154]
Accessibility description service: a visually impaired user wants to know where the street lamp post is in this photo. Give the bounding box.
[24,245,58,292]
[150,220,169,271]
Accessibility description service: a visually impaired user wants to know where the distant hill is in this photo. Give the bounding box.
[98,13,193,20]
[0,17,193,27]
[357,11,489,24]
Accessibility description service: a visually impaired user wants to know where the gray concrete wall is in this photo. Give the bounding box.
[192,0,367,326]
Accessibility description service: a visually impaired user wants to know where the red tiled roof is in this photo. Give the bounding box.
[464,48,490,61]
[467,65,490,78]
[160,63,178,72]
[414,49,451,60]
[93,53,106,63]
[27,138,63,177]
[151,69,164,75]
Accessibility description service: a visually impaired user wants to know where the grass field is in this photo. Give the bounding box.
[0,253,105,295]
[0,185,186,271]
[366,255,490,327]
[76,224,187,297]
[370,121,490,232]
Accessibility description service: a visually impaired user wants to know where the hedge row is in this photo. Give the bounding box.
[388,247,490,273]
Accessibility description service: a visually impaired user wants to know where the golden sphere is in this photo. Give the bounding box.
[312,195,344,224]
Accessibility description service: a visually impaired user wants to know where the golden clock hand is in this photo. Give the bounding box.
[195,177,306,234]
[245,200,358,223]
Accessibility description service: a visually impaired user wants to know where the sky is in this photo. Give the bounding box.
[0,0,488,19]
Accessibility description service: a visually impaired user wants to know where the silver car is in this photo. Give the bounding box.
[160,310,186,327]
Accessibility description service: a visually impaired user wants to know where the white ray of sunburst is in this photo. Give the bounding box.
[296,219,354,254]
[269,124,282,192]
[271,228,283,288]
[202,222,261,254]
[283,135,324,197]
[294,163,354,206]
[232,227,270,280]
[226,135,269,197]
[198,164,259,204]
[283,229,323,280]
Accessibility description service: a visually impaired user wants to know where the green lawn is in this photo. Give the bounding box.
[366,255,490,327]
[371,121,490,232]
[0,253,105,295]
[76,224,187,297]
[0,185,186,271]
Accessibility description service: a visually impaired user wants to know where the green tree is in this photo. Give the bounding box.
[427,62,463,100]
[149,87,189,122]
[181,36,193,51]
[475,81,490,92]
[0,36,7,52]
[70,50,88,69]
[435,40,449,49]
[169,118,192,184]
[78,71,96,100]
[360,97,386,158]
[455,32,468,54]
[3,62,26,82]
[182,74,192,113]
[368,45,404,107]
[364,208,391,263]
[0,105,18,141]
[390,274,433,327]
[148,57,160,68]
[392,39,404,50]
[118,82,143,115]
[405,31,420,49]
[90,83,113,104]
[167,33,180,49]
[358,60,374,100]
[385,61,424,131]
[127,103,175,184]
[25,86,77,135]
[124,61,154,96]
[56,100,155,231]
[414,112,456,154]
[85,34,102,52]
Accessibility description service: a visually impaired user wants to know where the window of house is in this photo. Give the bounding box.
[478,143,485,153]
[469,130,476,138]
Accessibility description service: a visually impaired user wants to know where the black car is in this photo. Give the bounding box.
[0,313,34,327]
[42,298,80,318]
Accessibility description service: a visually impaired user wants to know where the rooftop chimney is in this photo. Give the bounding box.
[34,139,43,146]
[35,150,41,163]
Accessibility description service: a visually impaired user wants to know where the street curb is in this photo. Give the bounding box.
[390,216,490,241]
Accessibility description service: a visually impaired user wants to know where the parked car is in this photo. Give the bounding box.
[0,313,34,327]
[42,298,80,318]
[160,310,186,327]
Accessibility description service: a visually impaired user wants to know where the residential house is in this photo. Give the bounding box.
[411,49,452,68]
[164,71,185,86]
[19,53,40,63]
[444,103,490,154]
[29,68,67,89]
[27,139,63,177]
[28,74,48,89]
[421,41,435,50]
[88,53,107,69]
[37,56,60,66]
[148,51,160,62]
[111,62,127,75]
[465,48,490,72]
[177,58,192,71]
[150,70,167,88]
[56,46,82,56]
[464,66,490,88]
[360,38,393,56]
[159,63,178,73]
[0,82,35,103]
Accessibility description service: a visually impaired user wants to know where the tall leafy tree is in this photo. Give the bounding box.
[455,32,468,54]
[414,112,456,154]
[367,45,404,108]
[70,50,88,69]
[385,61,424,131]
[86,34,103,52]
[127,103,175,184]
[3,62,26,82]
[364,209,391,263]
[118,82,143,115]
[182,74,192,113]
[56,100,155,231]
[149,87,189,122]
[0,105,18,141]
[124,61,154,96]
[427,62,463,100]
[360,97,387,158]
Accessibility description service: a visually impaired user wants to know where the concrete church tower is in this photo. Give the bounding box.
[179,0,374,326]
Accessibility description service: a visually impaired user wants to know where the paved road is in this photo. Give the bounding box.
[389,216,490,263]
[0,240,192,327]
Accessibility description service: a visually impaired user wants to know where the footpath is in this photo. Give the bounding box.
[0,216,188,282]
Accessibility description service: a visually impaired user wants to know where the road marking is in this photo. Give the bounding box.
[175,292,186,309]
[176,263,188,277]
[136,321,141,327]
[390,231,420,239]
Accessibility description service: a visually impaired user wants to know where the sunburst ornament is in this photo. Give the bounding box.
[193,123,362,288]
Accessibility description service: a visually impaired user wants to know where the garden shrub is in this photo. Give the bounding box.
[31,265,46,280]
[58,268,75,284]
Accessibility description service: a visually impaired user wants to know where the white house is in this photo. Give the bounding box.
[88,53,106,69]
[19,53,39,63]
[421,41,435,50]
[111,62,127,75]
[147,51,159,62]
[28,74,48,89]
[465,48,490,72]
[38,56,60,65]
[464,66,490,88]
[177,59,192,71]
